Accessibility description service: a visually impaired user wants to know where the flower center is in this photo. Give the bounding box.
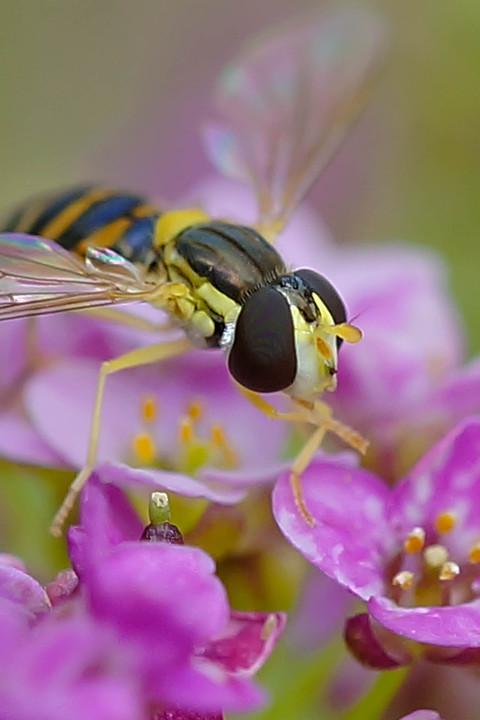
[389,510,480,608]
[130,395,238,474]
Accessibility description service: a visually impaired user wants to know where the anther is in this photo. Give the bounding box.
[434,511,457,534]
[210,423,238,468]
[132,431,156,464]
[439,561,460,581]
[468,543,480,564]
[141,396,158,423]
[211,423,226,447]
[424,544,449,569]
[187,399,204,421]
[404,527,426,553]
[178,417,195,445]
[260,614,277,641]
[392,570,414,589]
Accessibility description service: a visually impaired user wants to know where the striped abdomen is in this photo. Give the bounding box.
[3,185,162,266]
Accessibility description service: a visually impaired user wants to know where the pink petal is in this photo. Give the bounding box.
[97,462,247,505]
[273,459,391,600]
[200,610,286,676]
[369,596,480,648]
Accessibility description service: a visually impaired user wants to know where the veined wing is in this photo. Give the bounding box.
[0,233,155,321]
[204,6,387,239]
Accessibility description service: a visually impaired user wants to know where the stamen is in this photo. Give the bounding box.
[210,423,238,468]
[211,423,226,447]
[468,543,480,564]
[439,561,460,581]
[178,417,195,445]
[141,396,158,423]
[132,431,156,464]
[392,570,414,589]
[187,399,204,421]
[404,526,426,553]
[424,544,449,569]
[434,510,457,534]
[260,614,277,641]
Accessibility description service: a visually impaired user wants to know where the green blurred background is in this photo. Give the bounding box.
[1,0,479,350]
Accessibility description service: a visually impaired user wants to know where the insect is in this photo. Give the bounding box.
[0,7,386,534]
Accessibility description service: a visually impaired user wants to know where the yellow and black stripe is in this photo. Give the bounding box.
[3,185,162,265]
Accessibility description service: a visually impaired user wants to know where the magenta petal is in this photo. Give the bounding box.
[0,409,68,467]
[429,355,480,428]
[45,570,79,607]
[154,711,223,720]
[96,461,247,504]
[273,460,391,599]
[344,613,409,669]
[87,542,229,647]
[163,662,263,713]
[200,610,286,676]
[67,474,144,576]
[369,596,480,648]
[0,564,50,618]
[25,359,143,468]
[390,418,480,546]
[399,713,442,720]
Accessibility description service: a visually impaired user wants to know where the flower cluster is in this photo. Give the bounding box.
[274,418,480,669]
[0,473,285,720]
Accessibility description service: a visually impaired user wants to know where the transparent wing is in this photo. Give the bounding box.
[0,233,155,321]
[204,6,387,238]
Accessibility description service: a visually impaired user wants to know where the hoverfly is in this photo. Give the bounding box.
[0,7,386,534]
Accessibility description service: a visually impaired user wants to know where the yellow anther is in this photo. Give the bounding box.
[468,543,480,564]
[210,423,238,468]
[132,432,156,465]
[187,399,204,421]
[434,511,457,534]
[260,614,277,641]
[392,570,414,589]
[141,396,158,423]
[178,416,195,445]
[439,561,460,581]
[424,544,449,569]
[404,526,426,553]
[210,423,226,447]
[315,336,332,360]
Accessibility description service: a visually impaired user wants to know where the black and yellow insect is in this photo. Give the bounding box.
[0,7,386,532]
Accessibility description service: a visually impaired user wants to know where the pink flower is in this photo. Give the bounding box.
[0,473,285,719]
[273,417,480,668]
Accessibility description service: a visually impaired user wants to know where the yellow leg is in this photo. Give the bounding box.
[50,336,192,536]
[75,306,177,334]
[237,387,368,525]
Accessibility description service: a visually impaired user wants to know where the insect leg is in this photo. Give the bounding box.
[289,399,368,525]
[50,336,192,536]
[237,388,368,523]
[234,384,307,422]
[75,307,177,333]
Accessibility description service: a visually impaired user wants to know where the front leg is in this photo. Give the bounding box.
[237,387,368,525]
[50,336,192,536]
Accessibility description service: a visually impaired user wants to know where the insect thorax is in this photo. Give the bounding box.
[162,220,287,348]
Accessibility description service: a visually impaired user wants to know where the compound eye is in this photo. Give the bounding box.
[295,268,347,347]
[228,287,296,393]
